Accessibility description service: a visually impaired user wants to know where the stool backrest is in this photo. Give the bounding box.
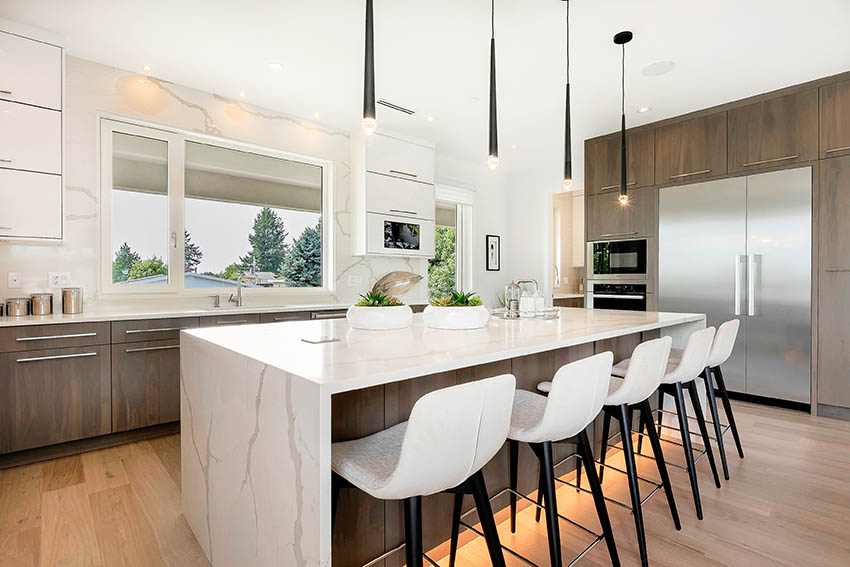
[538,352,614,441]
[382,374,516,499]
[662,326,716,384]
[606,336,673,406]
[707,319,740,367]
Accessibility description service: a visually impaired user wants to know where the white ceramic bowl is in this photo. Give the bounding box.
[422,304,490,330]
[346,304,413,330]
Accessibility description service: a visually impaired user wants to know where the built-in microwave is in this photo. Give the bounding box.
[365,212,435,257]
[587,239,648,280]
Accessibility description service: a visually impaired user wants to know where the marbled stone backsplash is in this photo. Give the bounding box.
[0,56,428,308]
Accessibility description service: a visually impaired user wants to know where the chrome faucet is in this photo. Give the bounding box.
[515,278,539,293]
[229,274,250,307]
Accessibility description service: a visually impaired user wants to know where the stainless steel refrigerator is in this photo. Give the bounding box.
[658,167,812,403]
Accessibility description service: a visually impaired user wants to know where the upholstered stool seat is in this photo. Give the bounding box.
[332,423,406,495]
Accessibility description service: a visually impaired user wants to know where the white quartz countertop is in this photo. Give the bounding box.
[183,308,704,394]
[0,302,351,328]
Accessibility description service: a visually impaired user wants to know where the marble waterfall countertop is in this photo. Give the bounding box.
[182,308,704,394]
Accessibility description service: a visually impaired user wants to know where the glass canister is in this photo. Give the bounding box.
[504,281,521,319]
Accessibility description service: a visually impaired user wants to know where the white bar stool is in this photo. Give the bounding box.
[611,327,722,521]
[450,352,619,567]
[332,374,516,567]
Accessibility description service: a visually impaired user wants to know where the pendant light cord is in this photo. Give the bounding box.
[621,43,625,115]
[491,0,495,39]
[565,1,569,83]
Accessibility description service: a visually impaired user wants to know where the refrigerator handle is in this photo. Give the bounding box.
[747,254,759,317]
[734,255,746,316]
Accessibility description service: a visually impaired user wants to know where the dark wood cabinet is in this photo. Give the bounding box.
[0,345,111,454]
[820,79,850,159]
[259,311,310,324]
[585,185,657,241]
[310,310,348,320]
[111,338,181,432]
[198,313,260,327]
[655,112,727,183]
[584,129,655,195]
[553,297,584,308]
[728,89,818,173]
[818,271,850,409]
[111,317,199,343]
[819,156,850,271]
[0,321,109,352]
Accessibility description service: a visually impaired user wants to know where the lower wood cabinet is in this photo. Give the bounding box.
[0,345,111,454]
[112,339,181,432]
[553,297,584,308]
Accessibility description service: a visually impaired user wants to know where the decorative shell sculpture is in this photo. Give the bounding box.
[371,271,423,297]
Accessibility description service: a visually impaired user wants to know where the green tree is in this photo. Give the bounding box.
[127,256,168,281]
[184,230,203,273]
[428,226,457,298]
[112,242,140,283]
[280,222,322,287]
[239,207,289,274]
[220,263,243,281]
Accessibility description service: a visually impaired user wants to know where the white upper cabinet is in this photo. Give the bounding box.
[0,31,62,110]
[0,100,61,174]
[366,133,435,185]
[365,172,434,220]
[0,169,62,239]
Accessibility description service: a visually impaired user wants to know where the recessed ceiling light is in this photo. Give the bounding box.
[141,64,152,72]
[427,116,436,122]
[637,106,651,113]
[511,144,518,150]
[238,91,246,98]
[641,60,675,77]
[268,62,284,72]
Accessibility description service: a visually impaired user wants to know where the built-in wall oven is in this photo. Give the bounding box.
[587,283,647,311]
[587,239,648,280]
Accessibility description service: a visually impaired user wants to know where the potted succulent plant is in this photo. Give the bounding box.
[423,291,490,330]
[346,291,414,330]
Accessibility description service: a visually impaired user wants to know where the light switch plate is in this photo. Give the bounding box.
[347,275,362,287]
[7,272,22,289]
[48,271,71,289]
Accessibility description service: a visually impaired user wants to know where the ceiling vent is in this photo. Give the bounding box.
[377,98,415,116]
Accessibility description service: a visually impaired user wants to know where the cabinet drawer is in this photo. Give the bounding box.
[310,310,348,320]
[820,79,850,159]
[584,129,655,195]
[0,345,111,454]
[366,133,435,185]
[728,89,818,173]
[111,317,199,343]
[0,168,62,239]
[198,313,260,327]
[366,172,435,220]
[0,31,62,111]
[0,100,61,174]
[655,112,727,183]
[259,311,310,324]
[0,322,110,353]
[112,339,181,432]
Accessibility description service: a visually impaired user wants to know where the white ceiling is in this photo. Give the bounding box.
[3,0,850,182]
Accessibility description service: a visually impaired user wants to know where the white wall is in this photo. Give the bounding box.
[0,56,515,310]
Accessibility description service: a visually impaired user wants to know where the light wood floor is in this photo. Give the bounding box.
[1,401,849,566]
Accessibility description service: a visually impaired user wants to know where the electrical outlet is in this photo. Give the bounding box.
[7,272,22,289]
[347,275,362,287]
[48,272,71,289]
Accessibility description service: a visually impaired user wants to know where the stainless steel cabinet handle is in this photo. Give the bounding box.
[591,294,645,300]
[0,89,12,95]
[825,146,850,154]
[125,345,180,353]
[17,352,98,363]
[217,319,248,324]
[125,327,187,334]
[0,226,11,230]
[734,255,746,316]
[599,182,636,192]
[388,169,418,178]
[598,232,639,238]
[0,158,12,163]
[668,169,711,179]
[389,209,418,216]
[16,332,98,342]
[747,254,759,317]
[273,316,304,321]
[311,312,345,320]
[742,155,798,167]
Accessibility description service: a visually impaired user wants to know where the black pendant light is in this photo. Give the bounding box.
[487,0,499,170]
[614,30,632,205]
[562,0,572,190]
[362,0,377,135]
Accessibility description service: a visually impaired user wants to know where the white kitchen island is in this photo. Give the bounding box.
[180,308,705,567]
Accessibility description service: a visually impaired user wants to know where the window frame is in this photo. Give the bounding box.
[434,185,475,293]
[99,115,334,296]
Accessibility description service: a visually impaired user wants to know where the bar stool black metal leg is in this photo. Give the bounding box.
[469,471,507,567]
[615,404,648,567]
[509,439,518,533]
[598,409,611,485]
[672,382,703,520]
[637,415,646,455]
[535,467,544,523]
[575,449,582,492]
[639,400,681,530]
[577,429,620,567]
[449,493,463,567]
[656,390,665,440]
[713,366,744,458]
[703,367,730,480]
[404,496,423,567]
[530,442,563,567]
[686,379,721,488]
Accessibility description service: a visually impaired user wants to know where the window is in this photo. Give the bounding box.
[428,187,474,298]
[100,118,332,294]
